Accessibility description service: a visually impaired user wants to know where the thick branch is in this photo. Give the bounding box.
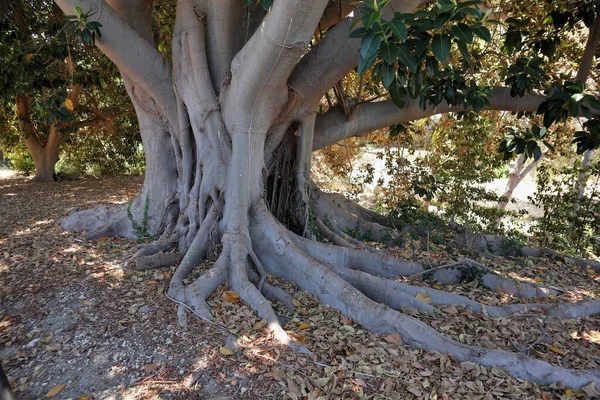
[313,88,546,150]
[223,0,329,119]
[54,0,176,120]
[289,0,429,109]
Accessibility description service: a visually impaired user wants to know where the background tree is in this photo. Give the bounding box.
[0,0,138,181]
[52,0,600,388]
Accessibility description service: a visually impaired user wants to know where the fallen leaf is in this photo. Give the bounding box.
[219,346,234,356]
[222,291,240,303]
[384,333,403,345]
[45,384,66,398]
[534,277,543,283]
[546,345,567,356]
[416,293,431,303]
[292,299,301,307]
[586,268,596,276]
[298,323,311,330]
[143,363,161,372]
[253,319,267,330]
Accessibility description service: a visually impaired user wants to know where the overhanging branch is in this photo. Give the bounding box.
[288,0,431,109]
[54,0,176,118]
[313,88,546,150]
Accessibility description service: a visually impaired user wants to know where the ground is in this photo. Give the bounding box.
[0,174,599,399]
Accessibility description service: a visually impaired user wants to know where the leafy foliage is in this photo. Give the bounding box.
[530,161,600,256]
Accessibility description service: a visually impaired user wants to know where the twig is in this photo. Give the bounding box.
[409,258,491,279]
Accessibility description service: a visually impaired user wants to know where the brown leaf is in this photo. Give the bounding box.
[219,346,234,356]
[222,291,240,303]
[384,333,403,345]
[298,323,311,330]
[416,293,431,303]
[546,345,567,356]
[143,363,161,372]
[45,384,66,397]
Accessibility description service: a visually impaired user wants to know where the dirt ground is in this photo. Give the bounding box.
[1,174,599,399]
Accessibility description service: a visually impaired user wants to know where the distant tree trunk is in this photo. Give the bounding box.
[16,95,62,182]
[497,153,543,211]
[575,149,595,199]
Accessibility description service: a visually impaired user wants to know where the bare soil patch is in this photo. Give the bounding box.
[0,176,598,399]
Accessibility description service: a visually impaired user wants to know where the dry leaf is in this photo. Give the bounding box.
[77,397,91,400]
[298,323,311,330]
[416,293,431,303]
[222,291,240,303]
[540,392,552,400]
[546,345,567,356]
[586,268,596,276]
[582,330,600,344]
[64,99,74,111]
[143,363,161,372]
[384,333,403,345]
[292,299,301,307]
[253,319,267,330]
[534,277,543,283]
[45,384,66,398]
[219,346,234,355]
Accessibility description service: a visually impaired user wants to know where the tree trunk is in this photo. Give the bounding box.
[52,0,600,389]
[575,149,595,199]
[497,153,543,211]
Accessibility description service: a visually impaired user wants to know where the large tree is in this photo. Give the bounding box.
[54,0,600,388]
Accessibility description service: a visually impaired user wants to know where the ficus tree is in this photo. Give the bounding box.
[54,0,600,388]
[0,0,135,181]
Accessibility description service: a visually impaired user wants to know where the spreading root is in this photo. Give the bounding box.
[67,196,600,389]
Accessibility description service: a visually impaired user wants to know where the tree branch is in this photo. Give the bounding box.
[200,0,245,91]
[313,88,546,150]
[576,16,600,83]
[223,0,329,117]
[54,0,176,118]
[288,0,431,109]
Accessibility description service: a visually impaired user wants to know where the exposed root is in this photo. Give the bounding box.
[130,233,180,260]
[313,189,404,246]
[292,234,423,277]
[250,202,600,389]
[134,253,183,270]
[247,267,296,315]
[222,233,311,355]
[314,217,356,248]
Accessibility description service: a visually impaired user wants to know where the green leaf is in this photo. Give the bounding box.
[388,19,407,42]
[432,34,452,64]
[434,12,452,30]
[349,27,369,38]
[397,44,418,72]
[451,23,473,44]
[389,79,406,108]
[380,41,399,65]
[361,34,382,59]
[471,25,491,42]
[358,51,378,76]
[380,62,395,88]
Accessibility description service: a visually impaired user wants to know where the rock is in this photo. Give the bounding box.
[138,305,151,314]
[225,335,240,353]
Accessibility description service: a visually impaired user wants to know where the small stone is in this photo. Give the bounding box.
[139,305,151,314]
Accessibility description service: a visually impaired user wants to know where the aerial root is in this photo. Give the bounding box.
[249,203,600,389]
